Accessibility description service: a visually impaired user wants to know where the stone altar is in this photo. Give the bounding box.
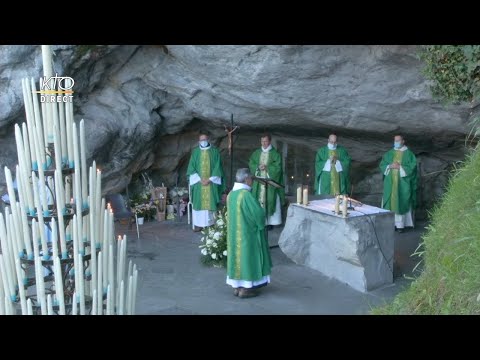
[278,198,394,292]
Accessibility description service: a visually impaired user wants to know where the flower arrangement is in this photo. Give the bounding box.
[199,207,227,267]
[133,203,157,221]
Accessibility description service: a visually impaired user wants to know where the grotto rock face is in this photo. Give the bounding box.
[0,45,477,216]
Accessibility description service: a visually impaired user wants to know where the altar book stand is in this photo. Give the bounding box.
[252,176,284,249]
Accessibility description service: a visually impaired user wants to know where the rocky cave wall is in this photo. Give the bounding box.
[0,45,477,219]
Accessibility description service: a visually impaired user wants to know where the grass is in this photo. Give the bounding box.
[373,146,480,314]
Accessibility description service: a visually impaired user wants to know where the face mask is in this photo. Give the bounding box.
[393,141,401,149]
[327,143,337,150]
[199,140,209,148]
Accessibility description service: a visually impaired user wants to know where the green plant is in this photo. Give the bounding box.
[199,207,227,267]
[418,45,480,105]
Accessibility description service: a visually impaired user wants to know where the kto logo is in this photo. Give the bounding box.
[36,73,75,103]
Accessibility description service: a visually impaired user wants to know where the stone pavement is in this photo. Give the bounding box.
[117,216,424,315]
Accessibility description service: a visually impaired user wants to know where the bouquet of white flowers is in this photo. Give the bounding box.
[199,207,227,267]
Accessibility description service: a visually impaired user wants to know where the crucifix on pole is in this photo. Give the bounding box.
[224,114,239,190]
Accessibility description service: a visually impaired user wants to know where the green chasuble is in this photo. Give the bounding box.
[226,189,272,281]
[186,147,225,211]
[379,147,417,215]
[314,145,351,195]
[248,147,285,217]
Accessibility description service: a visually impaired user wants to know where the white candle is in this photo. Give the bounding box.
[64,176,71,205]
[32,173,49,258]
[78,253,85,315]
[118,280,124,315]
[53,256,66,315]
[88,171,97,298]
[22,123,32,175]
[47,294,54,315]
[132,265,138,315]
[0,214,17,299]
[92,289,97,315]
[72,216,80,310]
[27,298,33,315]
[54,171,67,258]
[41,45,54,78]
[106,284,111,315]
[102,210,109,288]
[30,78,45,158]
[34,255,47,315]
[58,101,68,165]
[54,122,63,180]
[335,195,340,215]
[127,274,133,315]
[342,195,348,218]
[51,217,58,260]
[20,196,33,259]
[80,120,88,207]
[108,243,114,310]
[32,130,49,213]
[302,186,309,206]
[97,251,103,315]
[72,291,77,315]
[66,101,74,167]
[14,258,27,314]
[296,185,302,204]
[0,255,15,303]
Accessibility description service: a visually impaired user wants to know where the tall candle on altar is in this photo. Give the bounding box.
[302,186,308,206]
[296,185,302,204]
[342,195,348,218]
[334,195,340,215]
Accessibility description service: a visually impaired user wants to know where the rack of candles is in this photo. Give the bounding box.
[0,45,139,315]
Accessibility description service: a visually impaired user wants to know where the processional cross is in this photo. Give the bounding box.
[224,114,239,190]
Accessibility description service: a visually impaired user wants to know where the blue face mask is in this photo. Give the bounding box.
[393,141,401,149]
[199,140,209,148]
[327,143,337,150]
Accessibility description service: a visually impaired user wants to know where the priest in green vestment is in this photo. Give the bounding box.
[314,134,351,195]
[186,130,225,232]
[226,168,272,298]
[248,133,285,229]
[379,135,417,233]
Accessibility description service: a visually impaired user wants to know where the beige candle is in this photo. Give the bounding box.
[342,195,348,218]
[302,186,308,206]
[296,185,302,204]
[335,195,340,215]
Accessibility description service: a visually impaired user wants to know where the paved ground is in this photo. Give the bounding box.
[118,215,425,315]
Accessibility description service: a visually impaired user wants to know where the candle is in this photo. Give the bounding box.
[126,274,132,315]
[54,171,67,258]
[32,172,49,259]
[66,101,74,167]
[22,123,32,175]
[296,185,302,204]
[89,167,97,297]
[342,195,348,218]
[53,256,66,315]
[30,78,45,157]
[97,251,103,315]
[47,294,54,315]
[27,298,33,315]
[14,258,27,314]
[54,122,63,179]
[34,255,47,315]
[20,197,33,260]
[132,265,138,315]
[0,255,15,302]
[106,285,111,315]
[58,101,68,165]
[72,291,77,315]
[118,280,124,315]
[92,289,97,315]
[78,253,85,315]
[108,243,114,310]
[302,186,309,206]
[41,45,54,78]
[335,195,340,215]
[51,217,58,260]
[80,120,88,208]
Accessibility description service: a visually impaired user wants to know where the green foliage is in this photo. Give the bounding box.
[418,45,480,105]
[373,147,480,314]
